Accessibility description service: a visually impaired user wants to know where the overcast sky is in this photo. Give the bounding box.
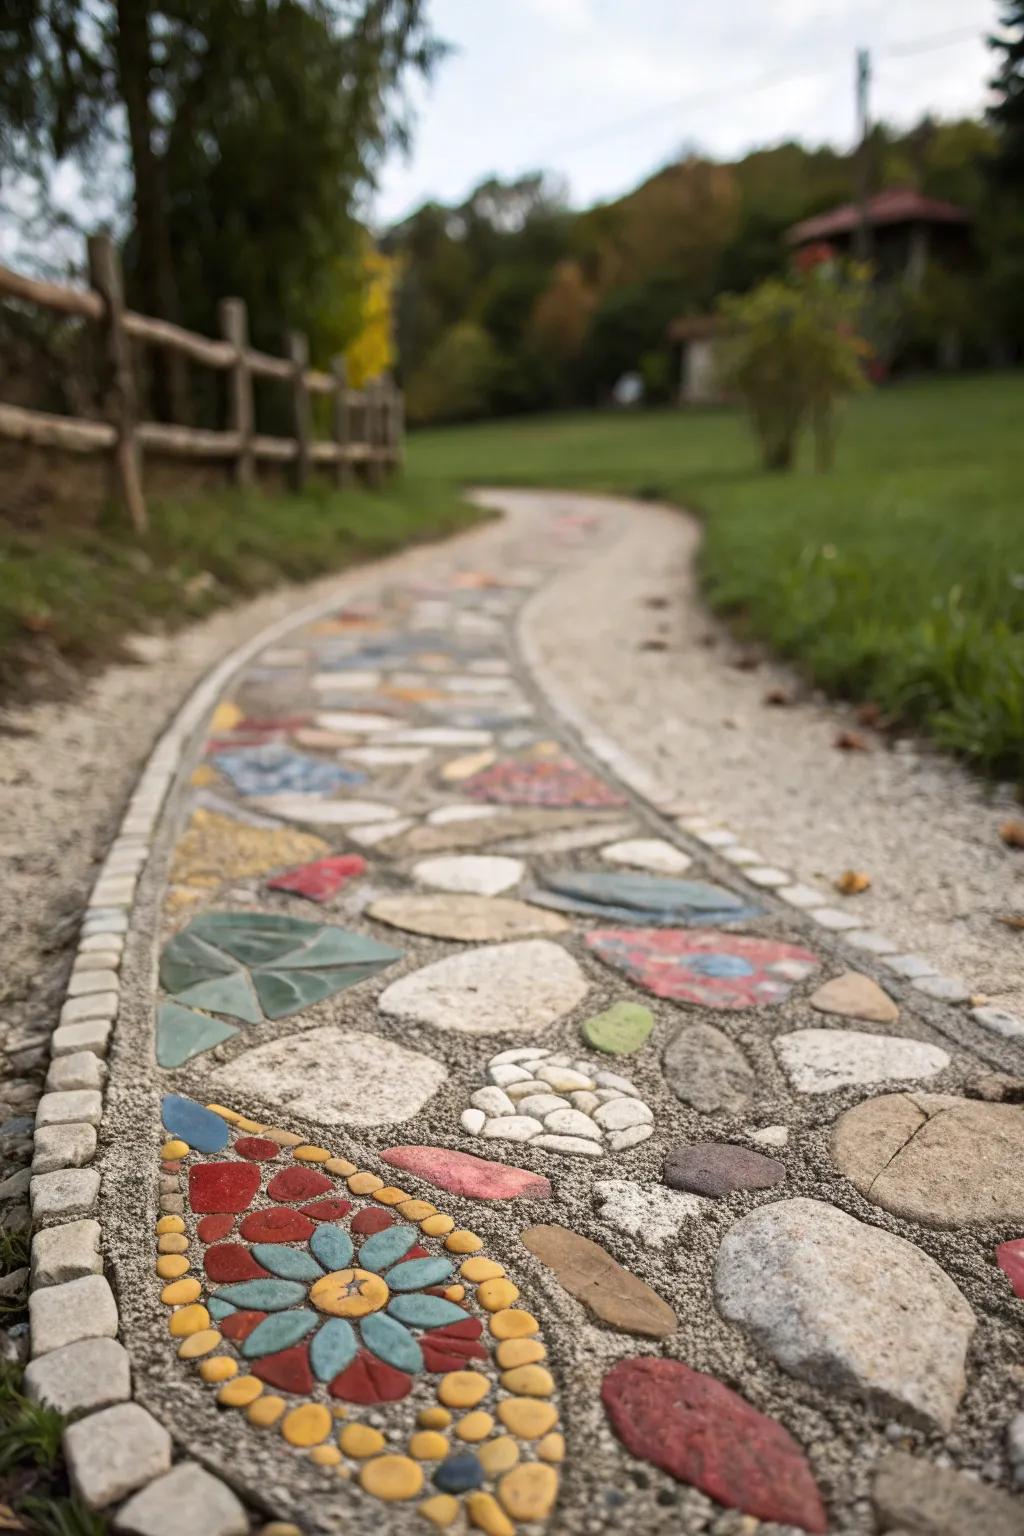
[373,0,998,224]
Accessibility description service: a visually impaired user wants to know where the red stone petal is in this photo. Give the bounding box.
[329,1350,413,1404]
[996,1237,1024,1297]
[197,1214,235,1243]
[350,1208,395,1235]
[299,1198,353,1222]
[189,1162,261,1214]
[204,1244,270,1283]
[425,1319,484,1341]
[422,1336,489,1372]
[252,1344,314,1395]
[382,1145,553,1201]
[238,715,309,733]
[267,1167,334,1203]
[220,1310,267,1341]
[267,854,368,902]
[234,1137,280,1161]
[601,1358,828,1534]
[239,1208,315,1243]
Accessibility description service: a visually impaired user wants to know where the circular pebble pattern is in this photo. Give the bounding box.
[460,1048,654,1157]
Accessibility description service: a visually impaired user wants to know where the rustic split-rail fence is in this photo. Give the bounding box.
[0,234,403,533]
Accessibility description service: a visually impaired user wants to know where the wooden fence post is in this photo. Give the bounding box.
[365,375,383,488]
[331,355,352,490]
[87,233,148,534]
[287,330,312,491]
[220,297,254,488]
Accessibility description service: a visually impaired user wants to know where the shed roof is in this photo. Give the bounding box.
[786,187,970,245]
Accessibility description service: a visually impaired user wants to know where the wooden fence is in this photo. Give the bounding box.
[0,234,403,533]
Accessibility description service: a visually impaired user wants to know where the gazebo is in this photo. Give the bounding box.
[785,187,972,288]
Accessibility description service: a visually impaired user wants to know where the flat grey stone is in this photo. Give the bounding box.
[30,1273,118,1356]
[606,1125,654,1151]
[531,1133,604,1156]
[593,1179,708,1244]
[64,1403,171,1509]
[972,1005,1024,1040]
[66,969,120,997]
[883,953,939,979]
[663,1024,754,1115]
[60,992,119,1025]
[30,1167,100,1222]
[31,1218,102,1286]
[664,1141,785,1197]
[115,1462,248,1536]
[778,883,829,908]
[714,1197,974,1430]
[36,1090,102,1127]
[912,974,971,1002]
[379,939,588,1035]
[73,951,122,973]
[412,854,525,895]
[51,1019,113,1057]
[470,1087,516,1117]
[809,906,861,930]
[774,1029,949,1093]
[33,1123,97,1172]
[0,1168,31,1200]
[481,1114,543,1140]
[600,838,692,874]
[873,1451,1024,1536]
[45,1052,107,1092]
[366,892,568,941]
[24,1336,131,1418]
[1009,1411,1024,1488]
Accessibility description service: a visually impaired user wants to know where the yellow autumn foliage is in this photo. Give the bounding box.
[346,250,396,387]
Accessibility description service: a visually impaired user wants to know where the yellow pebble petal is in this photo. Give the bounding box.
[161,1139,189,1160]
[495,1337,546,1370]
[465,1491,514,1536]
[199,1357,238,1383]
[206,1104,242,1123]
[161,1277,202,1306]
[347,1171,383,1193]
[326,1157,357,1176]
[293,1144,329,1162]
[157,1233,188,1254]
[262,1128,303,1147]
[178,1329,221,1359]
[454,1411,493,1443]
[460,1257,504,1282]
[359,1455,424,1501]
[537,1432,565,1463]
[477,1278,520,1312]
[500,1364,555,1397]
[420,1214,455,1237]
[373,1186,411,1206]
[156,1215,185,1235]
[496,1398,558,1440]
[340,1423,386,1458]
[310,1444,342,1467]
[282,1404,332,1447]
[247,1395,286,1427]
[408,1431,448,1460]
[437,1371,489,1409]
[218,1376,263,1407]
[190,764,216,787]
[233,1116,267,1134]
[168,1304,210,1337]
[156,1255,189,1280]
[417,1406,451,1429]
[444,1285,466,1302]
[489,1309,539,1340]
[259,1526,301,1536]
[476,1437,519,1477]
[419,1493,459,1528]
[445,1230,483,1255]
[397,1200,435,1220]
[498,1463,559,1522]
[211,701,243,732]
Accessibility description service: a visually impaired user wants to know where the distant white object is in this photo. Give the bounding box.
[612,372,644,408]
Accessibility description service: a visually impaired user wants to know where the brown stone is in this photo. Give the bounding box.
[663,1142,785,1198]
[365,894,568,942]
[809,971,899,1024]
[521,1224,676,1339]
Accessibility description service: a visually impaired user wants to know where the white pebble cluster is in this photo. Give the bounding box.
[460,1047,654,1157]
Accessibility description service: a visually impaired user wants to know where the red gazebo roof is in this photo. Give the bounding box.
[786,188,970,246]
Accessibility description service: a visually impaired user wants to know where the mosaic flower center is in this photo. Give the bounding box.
[310,1267,389,1318]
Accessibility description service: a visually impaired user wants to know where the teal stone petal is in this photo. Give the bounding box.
[160,1094,229,1153]
[155,1001,238,1068]
[310,1224,353,1271]
[207,1298,236,1320]
[386,1294,469,1329]
[159,932,236,993]
[251,1245,324,1282]
[253,963,393,1021]
[359,1226,419,1273]
[213,1279,306,1311]
[241,1309,318,1359]
[273,928,402,970]
[360,1312,423,1373]
[171,973,264,1024]
[385,1257,454,1292]
[310,1318,357,1382]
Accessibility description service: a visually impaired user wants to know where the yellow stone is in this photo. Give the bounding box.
[477,1278,519,1312]
[211,701,243,732]
[500,1364,555,1397]
[262,1128,304,1147]
[498,1463,559,1522]
[190,764,217,787]
[408,1431,449,1460]
[260,1525,302,1536]
[476,1437,519,1477]
[157,1233,188,1254]
[218,1376,263,1408]
[359,1455,424,1502]
[444,1285,466,1302]
[417,1406,451,1430]
[465,1492,514,1536]
[156,1215,185,1235]
[397,1200,435,1221]
[247,1395,286,1428]
[172,812,326,890]
[496,1399,558,1440]
[206,1104,242,1123]
[282,1404,332,1447]
[160,1139,189,1160]
[419,1493,459,1528]
[169,1304,211,1337]
[347,1171,384,1194]
[199,1357,238,1383]
[437,1372,489,1409]
[420,1214,455,1237]
[537,1432,565,1463]
[165,887,204,912]
[495,1337,546,1370]
[460,1257,504,1282]
[178,1329,221,1359]
[310,1444,343,1467]
[440,749,495,783]
[453,1411,493,1443]
[233,1116,266,1133]
[156,1255,189,1280]
[339,1423,386,1458]
[326,1156,357,1176]
[373,1186,411,1206]
[310,1268,389,1319]
[445,1230,483,1254]
[294,1144,330,1163]
[161,1277,202,1306]
[489,1309,539,1340]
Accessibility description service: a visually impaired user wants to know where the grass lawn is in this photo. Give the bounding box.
[409,372,1024,782]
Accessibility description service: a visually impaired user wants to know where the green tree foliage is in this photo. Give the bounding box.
[990,0,1024,181]
[406,321,499,423]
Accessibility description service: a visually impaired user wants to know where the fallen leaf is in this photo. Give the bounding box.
[855,701,884,726]
[644,596,669,610]
[640,639,668,652]
[999,820,1024,849]
[998,915,1024,930]
[763,688,791,707]
[835,870,871,895]
[732,653,760,671]
[834,730,870,752]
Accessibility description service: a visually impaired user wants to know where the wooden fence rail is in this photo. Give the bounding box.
[0,234,402,533]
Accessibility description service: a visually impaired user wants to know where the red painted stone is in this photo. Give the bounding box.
[197,1214,235,1242]
[299,1198,353,1222]
[189,1162,261,1214]
[162,1161,181,1173]
[238,715,310,733]
[234,1136,279,1161]
[267,1167,333,1203]
[204,1244,270,1283]
[239,1208,315,1243]
[601,1358,828,1534]
[220,1310,266,1341]
[381,1145,553,1201]
[267,854,368,903]
[252,1344,314,1395]
[329,1350,412,1404]
[422,1320,488,1373]
[351,1208,395,1235]
[996,1237,1024,1297]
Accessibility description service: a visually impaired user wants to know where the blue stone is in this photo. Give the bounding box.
[310,1224,353,1272]
[155,1002,238,1068]
[214,1279,306,1311]
[360,1313,423,1373]
[434,1455,485,1493]
[207,1298,236,1321]
[211,745,366,797]
[251,1245,324,1282]
[241,1309,319,1358]
[358,1226,419,1274]
[386,1294,468,1329]
[160,1094,229,1153]
[385,1257,454,1293]
[688,953,756,978]
[310,1318,357,1381]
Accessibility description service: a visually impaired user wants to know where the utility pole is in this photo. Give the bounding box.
[854,46,872,263]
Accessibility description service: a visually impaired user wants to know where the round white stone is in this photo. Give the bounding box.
[470,1087,515,1117]
[531,1134,604,1157]
[774,1029,949,1094]
[461,1108,486,1135]
[413,854,525,896]
[542,1108,602,1140]
[535,1065,594,1092]
[607,1124,654,1151]
[515,1094,572,1119]
[600,838,692,875]
[593,1098,654,1131]
[481,1115,543,1141]
[378,940,588,1035]
[489,1064,535,1087]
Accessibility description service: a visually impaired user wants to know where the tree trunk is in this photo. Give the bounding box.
[113,0,190,423]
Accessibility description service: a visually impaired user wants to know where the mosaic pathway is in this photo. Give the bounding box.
[25,503,1024,1536]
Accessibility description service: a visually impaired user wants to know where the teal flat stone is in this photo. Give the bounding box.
[207,1298,236,1320]
[581,1001,655,1055]
[386,1294,468,1329]
[241,1309,318,1358]
[360,1312,424,1373]
[155,1002,238,1068]
[160,1094,228,1153]
[385,1257,454,1292]
[310,1224,353,1271]
[171,973,263,1025]
[251,1245,324,1282]
[310,1317,357,1381]
[214,1279,306,1311]
[359,1226,419,1274]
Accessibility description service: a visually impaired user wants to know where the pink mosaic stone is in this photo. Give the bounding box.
[381,1145,553,1201]
[996,1237,1024,1297]
[585,928,819,1009]
[267,854,368,903]
[461,755,627,809]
